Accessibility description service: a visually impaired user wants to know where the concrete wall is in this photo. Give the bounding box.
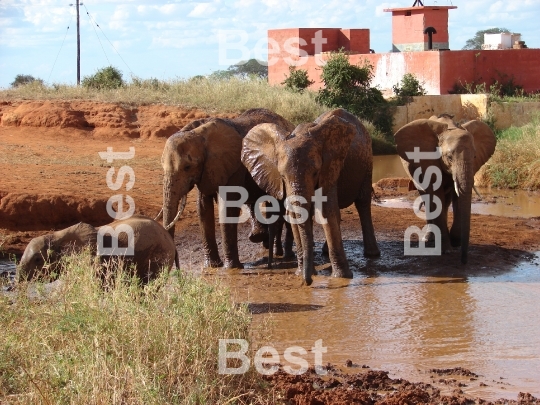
[392,94,540,132]
[490,102,540,130]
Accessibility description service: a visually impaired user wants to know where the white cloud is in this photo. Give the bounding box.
[188,3,217,18]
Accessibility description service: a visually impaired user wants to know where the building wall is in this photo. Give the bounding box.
[391,8,450,52]
[439,49,540,95]
[268,33,540,96]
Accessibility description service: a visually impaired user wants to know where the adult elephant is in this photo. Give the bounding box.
[17,215,176,283]
[242,108,380,286]
[394,114,496,263]
[159,109,294,269]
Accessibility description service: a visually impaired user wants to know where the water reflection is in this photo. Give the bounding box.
[372,155,406,183]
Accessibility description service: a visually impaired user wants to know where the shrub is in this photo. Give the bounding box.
[10,74,44,88]
[315,49,394,136]
[82,66,124,90]
[392,73,426,105]
[282,66,314,92]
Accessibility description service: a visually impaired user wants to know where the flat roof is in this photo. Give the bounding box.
[383,6,457,12]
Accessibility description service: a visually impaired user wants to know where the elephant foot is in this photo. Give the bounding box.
[321,241,329,256]
[283,249,295,259]
[249,229,268,244]
[440,240,452,254]
[204,257,223,268]
[364,246,381,258]
[331,267,353,279]
[450,235,461,247]
[224,260,244,270]
[274,244,284,257]
[295,267,317,276]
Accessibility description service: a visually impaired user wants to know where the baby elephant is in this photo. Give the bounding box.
[18,215,177,283]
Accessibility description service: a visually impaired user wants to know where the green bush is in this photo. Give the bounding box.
[82,66,124,90]
[392,73,426,105]
[315,49,394,136]
[10,74,43,88]
[282,66,314,92]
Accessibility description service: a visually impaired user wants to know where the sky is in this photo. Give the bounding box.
[1,0,539,88]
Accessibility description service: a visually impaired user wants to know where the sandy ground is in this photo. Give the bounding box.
[1,100,540,404]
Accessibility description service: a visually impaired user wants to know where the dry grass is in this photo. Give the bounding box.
[0,78,327,126]
[0,251,274,404]
[477,116,540,190]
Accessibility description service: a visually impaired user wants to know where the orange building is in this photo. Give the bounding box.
[267,3,540,95]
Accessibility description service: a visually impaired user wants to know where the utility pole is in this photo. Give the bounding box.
[70,2,82,84]
[76,1,80,85]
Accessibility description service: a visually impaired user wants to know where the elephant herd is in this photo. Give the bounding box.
[17,108,496,287]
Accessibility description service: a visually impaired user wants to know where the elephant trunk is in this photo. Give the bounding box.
[297,217,315,286]
[458,191,472,264]
[287,185,315,286]
[454,162,474,265]
[162,174,186,239]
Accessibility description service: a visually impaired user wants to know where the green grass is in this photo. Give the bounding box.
[478,115,540,190]
[0,251,273,404]
[0,78,327,126]
[0,79,395,154]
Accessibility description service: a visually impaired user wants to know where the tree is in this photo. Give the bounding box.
[210,59,268,80]
[462,28,511,50]
[392,73,426,104]
[281,66,314,92]
[315,50,393,135]
[11,74,43,87]
[81,66,124,89]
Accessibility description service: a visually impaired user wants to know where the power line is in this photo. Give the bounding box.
[47,11,74,83]
[83,4,134,77]
[85,6,111,67]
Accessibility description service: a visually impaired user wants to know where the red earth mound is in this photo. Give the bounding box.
[0,100,235,139]
[0,193,111,231]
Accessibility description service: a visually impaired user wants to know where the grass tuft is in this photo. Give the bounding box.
[477,115,540,189]
[0,250,272,404]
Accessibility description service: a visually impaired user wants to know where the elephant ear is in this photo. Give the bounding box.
[308,114,356,190]
[194,119,243,195]
[242,123,289,199]
[462,120,497,174]
[394,119,448,190]
[52,222,97,252]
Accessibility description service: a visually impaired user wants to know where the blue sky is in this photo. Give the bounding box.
[1,0,539,88]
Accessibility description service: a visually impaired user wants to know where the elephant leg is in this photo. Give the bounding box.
[248,202,268,243]
[283,221,295,259]
[449,191,461,247]
[321,189,352,279]
[220,205,244,270]
[355,179,380,257]
[273,216,284,257]
[197,192,222,268]
[321,240,329,256]
[428,188,451,253]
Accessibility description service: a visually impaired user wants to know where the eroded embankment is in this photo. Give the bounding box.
[0,100,234,139]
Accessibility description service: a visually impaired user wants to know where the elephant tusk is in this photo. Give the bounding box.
[164,195,187,231]
[154,208,163,221]
[473,185,483,199]
[454,181,460,197]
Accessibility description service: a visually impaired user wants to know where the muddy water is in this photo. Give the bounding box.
[373,154,540,218]
[225,250,540,401]
[372,155,407,183]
